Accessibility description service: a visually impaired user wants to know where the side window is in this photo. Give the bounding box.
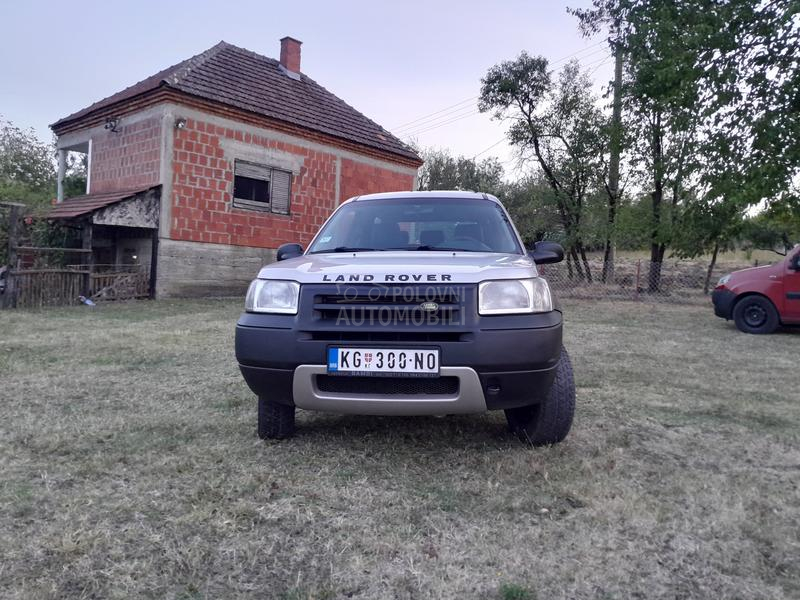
[232,160,291,214]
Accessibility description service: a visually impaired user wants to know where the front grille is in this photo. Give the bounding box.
[313,286,463,324]
[316,375,459,395]
[307,331,464,342]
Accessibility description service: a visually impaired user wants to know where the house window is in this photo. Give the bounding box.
[233,160,292,214]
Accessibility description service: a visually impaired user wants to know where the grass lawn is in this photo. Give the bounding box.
[1,298,798,599]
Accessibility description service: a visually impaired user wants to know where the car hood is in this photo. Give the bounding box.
[726,261,782,283]
[256,251,538,284]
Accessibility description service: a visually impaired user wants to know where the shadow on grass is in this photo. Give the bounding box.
[295,412,515,446]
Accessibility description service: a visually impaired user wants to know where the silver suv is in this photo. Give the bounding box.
[235,191,575,445]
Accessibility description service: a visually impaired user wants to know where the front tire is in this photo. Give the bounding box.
[505,347,575,445]
[732,295,779,334]
[258,397,295,439]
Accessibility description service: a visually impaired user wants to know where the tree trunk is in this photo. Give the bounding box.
[578,242,593,283]
[601,200,617,284]
[603,43,624,284]
[648,112,664,293]
[648,243,666,293]
[703,242,720,295]
[569,246,585,281]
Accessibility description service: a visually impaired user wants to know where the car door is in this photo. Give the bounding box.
[784,247,800,322]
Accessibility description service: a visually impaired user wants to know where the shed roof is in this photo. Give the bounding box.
[51,41,420,163]
[49,186,158,219]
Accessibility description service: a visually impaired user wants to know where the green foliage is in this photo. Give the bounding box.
[0,119,56,209]
[571,0,800,264]
[480,56,609,279]
[741,199,800,255]
[0,118,87,213]
[499,583,537,600]
[499,176,563,246]
[417,148,504,194]
[0,119,55,189]
[63,153,88,198]
[671,199,742,260]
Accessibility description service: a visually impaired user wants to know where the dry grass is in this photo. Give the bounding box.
[1,298,798,599]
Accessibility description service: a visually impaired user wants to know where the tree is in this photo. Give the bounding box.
[741,199,800,256]
[0,119,86,266]
[671,198,743,293]
[0,119,57,208]
[572,0,800,290]
[500,176,564,247]
[479,57,606,281]
[417,148,503,195]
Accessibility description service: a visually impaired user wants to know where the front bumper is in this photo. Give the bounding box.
[237,319,562,412]
[236,283,563,413]
[291,365,487,415]
[712,288,736,320]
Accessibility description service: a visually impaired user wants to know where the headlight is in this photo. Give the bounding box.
[245,279,300,314]
[717,274,731,286]
[478,278,552,315]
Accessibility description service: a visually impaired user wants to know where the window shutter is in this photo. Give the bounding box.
[235,161,272,181]
[271,169,292,214]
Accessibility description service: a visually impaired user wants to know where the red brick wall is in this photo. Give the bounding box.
[170,117,415,248]
[339,158,415,202]
[90,116,161,193]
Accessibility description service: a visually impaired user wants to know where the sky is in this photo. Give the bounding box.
[0,0,613,177]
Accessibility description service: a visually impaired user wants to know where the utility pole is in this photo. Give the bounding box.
[602,38,623,284]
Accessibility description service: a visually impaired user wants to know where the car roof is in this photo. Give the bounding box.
[349,190,499,203]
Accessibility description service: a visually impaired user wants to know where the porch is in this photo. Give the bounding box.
[1,187,161,308]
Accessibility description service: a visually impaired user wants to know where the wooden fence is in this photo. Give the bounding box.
[2,204,152,308]
[4,267,151,309]
[91,269,150,301]
[8,269,87,308]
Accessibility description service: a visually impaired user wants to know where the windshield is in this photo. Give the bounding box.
[307,197,523,254]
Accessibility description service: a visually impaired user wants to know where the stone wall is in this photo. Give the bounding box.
[156,238,275,297]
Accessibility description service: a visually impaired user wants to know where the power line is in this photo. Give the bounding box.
[589,58,615,77]
[549,41,608,67]
[401,110,481,138]
[472,137,506,159]
[390,40,610,133]
[400,55,612,140]
[394,104,478,135]
[583,53,614,69]
[392,97,478,131]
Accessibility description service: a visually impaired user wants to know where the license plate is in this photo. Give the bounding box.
[327,347,439,377]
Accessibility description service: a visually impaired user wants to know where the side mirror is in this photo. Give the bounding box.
[791,254,800,270]
[529,241,565,264]
[276,243,304,261]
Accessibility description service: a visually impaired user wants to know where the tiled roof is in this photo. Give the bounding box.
[51,42,421,163]
[48,187,156,219]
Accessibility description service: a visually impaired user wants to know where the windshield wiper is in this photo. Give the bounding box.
[311,246,383,254]
[405,245,476,252]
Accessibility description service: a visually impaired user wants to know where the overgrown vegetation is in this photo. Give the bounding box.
[0,119,86,265]
[0,118,86,210]
[1,298,797,599]
[419,1,799,290]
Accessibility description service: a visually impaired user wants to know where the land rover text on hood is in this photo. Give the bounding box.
[235,191,576,444]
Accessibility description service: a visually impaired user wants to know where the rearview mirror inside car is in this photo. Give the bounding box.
[529,241,565,265]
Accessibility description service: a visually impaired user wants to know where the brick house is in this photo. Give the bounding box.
[49,37,421,297]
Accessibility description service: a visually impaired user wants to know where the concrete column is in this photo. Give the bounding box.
[56,149,67,203]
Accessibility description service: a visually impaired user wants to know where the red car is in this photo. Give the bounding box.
[712,245,800,334]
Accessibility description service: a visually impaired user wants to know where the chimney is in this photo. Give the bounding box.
[280,36,302,74]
